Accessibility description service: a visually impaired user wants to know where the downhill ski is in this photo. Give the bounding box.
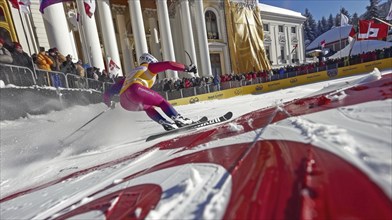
[146,112,233,142]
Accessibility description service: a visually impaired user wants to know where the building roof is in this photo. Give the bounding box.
[306,25,354,50]
[258,3,306,19]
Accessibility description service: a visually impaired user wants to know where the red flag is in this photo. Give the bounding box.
[290,44,298,54]
[9,0,30,13]
[358,20,389,40]
[83,0,96,18]
[348,26,356,42]
[108,58,120,76]
[320,40,326,48]
[9,0,19,9]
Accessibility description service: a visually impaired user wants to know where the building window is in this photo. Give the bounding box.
[210,53,222,76]
[205,10,219,39]
[291,27,296,34]
[263,24,269,32]
[280,46,285,61]
[265,45,270,61]
[278,25,284,33]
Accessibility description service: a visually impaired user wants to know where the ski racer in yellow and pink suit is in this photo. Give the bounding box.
[103,53,197,131]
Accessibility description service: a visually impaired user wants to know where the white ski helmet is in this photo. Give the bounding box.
[139,53,158,64]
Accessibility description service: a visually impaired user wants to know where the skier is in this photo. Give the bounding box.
[103,53,198,131]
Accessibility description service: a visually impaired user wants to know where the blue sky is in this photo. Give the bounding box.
[259,0,388,21]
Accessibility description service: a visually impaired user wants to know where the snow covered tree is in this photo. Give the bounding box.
[303,8,318,43]
[364,0,380,19]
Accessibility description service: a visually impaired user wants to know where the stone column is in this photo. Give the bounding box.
[285,26,292,65]
[128,0,148,62]
[179,0,197,71]
[156,0,178,79]
[76,0,105,69]
[193,0,212,76]
[145,9,162,62]
[42,3,77,58]
[97,0,123,76]
[113,5,134,72]
[273,25,280,65]
[299,24,305,63]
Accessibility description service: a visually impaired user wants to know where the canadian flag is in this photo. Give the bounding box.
[358,20,389,40]
[83,0,96,18]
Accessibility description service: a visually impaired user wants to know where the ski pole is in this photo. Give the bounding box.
[185,50,193,65]
[60,102,115,143]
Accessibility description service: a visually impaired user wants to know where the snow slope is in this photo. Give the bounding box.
[0,69,391,219]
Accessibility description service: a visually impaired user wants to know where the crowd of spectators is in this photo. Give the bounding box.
[0,38,116,84]
[154,46,391,92]
[1,37,391,93]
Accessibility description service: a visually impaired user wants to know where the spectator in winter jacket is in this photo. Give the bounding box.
[75,60,85,78]
[99,69,113,83]
[60,54,77,74]
[48,48,66,71]
[11,42,33,70]
[0,38,13,64]
[36,47,53,70]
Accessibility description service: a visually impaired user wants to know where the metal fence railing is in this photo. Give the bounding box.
[0,64,36,86]
[1,54,390,101]
[0,64,114,93]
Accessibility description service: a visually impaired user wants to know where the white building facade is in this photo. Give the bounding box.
[259,3,306,68]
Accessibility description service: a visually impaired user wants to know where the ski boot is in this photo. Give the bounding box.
[172,114,194,127]
[159,120,178,131]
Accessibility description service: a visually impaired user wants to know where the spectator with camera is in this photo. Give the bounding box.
[60,54,77,75]
[48,48,66,71]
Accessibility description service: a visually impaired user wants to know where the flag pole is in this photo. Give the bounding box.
[25,6,39,53]
[16,6,38,79]
[339,10,342,59]
[75,1,92,65]
[372,17,392,27]
[17,9,32,55]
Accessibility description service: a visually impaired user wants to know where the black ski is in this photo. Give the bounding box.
[146,112,233,142]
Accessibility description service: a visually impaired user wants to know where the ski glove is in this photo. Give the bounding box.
[184,64,197,73]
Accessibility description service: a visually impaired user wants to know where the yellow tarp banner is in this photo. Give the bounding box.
[225,0,271,73]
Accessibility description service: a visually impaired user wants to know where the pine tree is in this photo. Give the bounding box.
[364,0,380,19]
[334,13,340,26]
[339,7,351,25]
[327,14,335,29]
[303,8,318,43]
[320,16,328,33]
[352,13,359,27]
[317,21,323,36]
[340,7,351,19]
